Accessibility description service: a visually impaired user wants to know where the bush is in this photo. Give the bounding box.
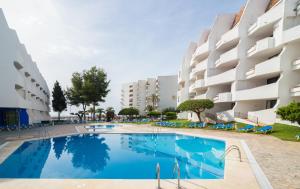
[148,111,161,118]
[276,101,300,124]
[165,112,177,120]
[162,107,177,114]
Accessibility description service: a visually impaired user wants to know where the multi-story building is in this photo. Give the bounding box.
[121,75,178,115]
[178,0,300,124]
[0,9,50,126]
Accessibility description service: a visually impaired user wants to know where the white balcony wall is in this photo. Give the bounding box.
[194,94,207,99]
[216,27,239,50]
[214,92,232,103]
[235,83,278,101]
[216,46,239,67]
[248,2,283,36]
[246,56,281,79]
[290,84,300,97]
[192,42,209,61]
[247,37,275,58]
[192,59,207,73]
[292,58,300,70]
[206,68,236,86]
[194,79,205,90]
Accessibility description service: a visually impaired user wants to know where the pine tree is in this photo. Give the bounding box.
[52,81,67,120]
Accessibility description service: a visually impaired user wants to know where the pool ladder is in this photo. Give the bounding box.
[221,145,242,162]
[156,162,181,189]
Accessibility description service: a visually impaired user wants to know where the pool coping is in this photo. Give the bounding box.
[0,125,266,189]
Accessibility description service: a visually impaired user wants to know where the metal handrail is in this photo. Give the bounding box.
[156,163,161,189]
[221,145,242,162]
[173,161,181,189]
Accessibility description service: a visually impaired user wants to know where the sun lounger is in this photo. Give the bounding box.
[256,125,273,134]
[238,124,254,132]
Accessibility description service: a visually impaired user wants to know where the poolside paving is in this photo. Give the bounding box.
[0,123,299,189]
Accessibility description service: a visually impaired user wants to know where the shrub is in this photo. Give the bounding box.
[162,107,177,114]
[165,112,177,120]
[148,111,161,118]
[276,101,300,124]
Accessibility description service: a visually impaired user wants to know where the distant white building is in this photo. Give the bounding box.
[0,9,50,126]
[121,75,178,115]
[178,0,300,124]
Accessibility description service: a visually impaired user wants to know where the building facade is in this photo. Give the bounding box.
[178,0,300,124]
[121,75,178,115]
[0,9,50,126]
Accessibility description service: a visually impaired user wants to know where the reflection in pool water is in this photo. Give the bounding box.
[0,133,225,179]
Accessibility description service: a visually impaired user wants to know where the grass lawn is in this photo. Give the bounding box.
[151,120,300,142]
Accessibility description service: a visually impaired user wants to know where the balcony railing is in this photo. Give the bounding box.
[248,1,283,36]
[235,83,279,101]
[292,58,300,70]
[246,56,281,79]
[188,84,196,94]
[192,42,209,61]
[194,94,207,100]
[216,27,239,50]
[247,37,275,58]
[192,59,207,73]
[213,92,232,103]
[189,72,196,81]
[206,68,236,86]
[215,46,239,68]
[291,84,300,97]
[193,79,205,90]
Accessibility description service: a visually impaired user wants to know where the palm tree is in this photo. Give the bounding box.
[145,105,154,112]
[96,108,104,121]
[147,94,159,110]
[106,107,115,122]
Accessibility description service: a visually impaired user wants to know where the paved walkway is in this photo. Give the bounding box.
[0,123,299,189]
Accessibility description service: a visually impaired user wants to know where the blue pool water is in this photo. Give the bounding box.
[0,133,225,179]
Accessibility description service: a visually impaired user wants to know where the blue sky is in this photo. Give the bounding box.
[1,0,245,115]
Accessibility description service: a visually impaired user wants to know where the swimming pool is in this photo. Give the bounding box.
[0,133,226,179]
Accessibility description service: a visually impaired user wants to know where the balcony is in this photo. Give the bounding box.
[189,72,196,81]
[188,79,205,93]
[188,84,196,94]
[283,25,300,44]
[194,94,207,100]
[235,83,278,101]
[192,42,209,61]
[213,92,232,103]
[247,37,275,58]
[193,79,205,90]
[206,68,236,86]
[291,84,300,97]
[216,27,239,50]
[245,56,281,79]
[215,46,239,68]
[292,58,300,71]
[190,59,207,78]
[248,2,283,37]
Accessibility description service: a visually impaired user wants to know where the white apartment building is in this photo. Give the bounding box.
[178,0,300,124]
[0,9,50,126]
[121,75,178,115]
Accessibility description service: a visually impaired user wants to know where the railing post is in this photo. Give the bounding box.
[173,162,181,189]
[156,163,161,189]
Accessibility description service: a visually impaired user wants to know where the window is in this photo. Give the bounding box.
[266,100,277,109]
[267,76,279,84]
[13,61,23,70]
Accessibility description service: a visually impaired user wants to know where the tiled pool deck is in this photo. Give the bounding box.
[0,123,299,189]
